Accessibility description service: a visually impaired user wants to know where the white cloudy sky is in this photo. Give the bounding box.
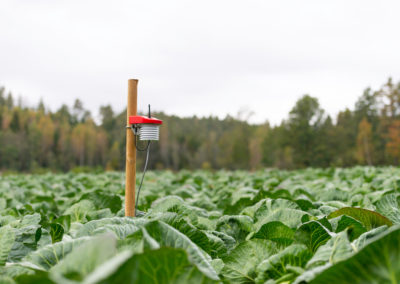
[1,0,400,124]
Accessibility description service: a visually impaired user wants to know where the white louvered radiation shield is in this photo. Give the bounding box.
[138,124,160,141]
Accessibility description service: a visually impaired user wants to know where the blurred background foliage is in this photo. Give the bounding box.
[1,78,400,173]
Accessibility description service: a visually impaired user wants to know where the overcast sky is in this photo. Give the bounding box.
[1,0,400,124]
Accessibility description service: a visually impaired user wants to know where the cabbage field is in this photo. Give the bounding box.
[1,167,400,283]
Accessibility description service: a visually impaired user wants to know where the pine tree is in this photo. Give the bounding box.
[356,118,373,165]
[10,111,20,132]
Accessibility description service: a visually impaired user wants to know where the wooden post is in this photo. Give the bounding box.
[125,79,138,217]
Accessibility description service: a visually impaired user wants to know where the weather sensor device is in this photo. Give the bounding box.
[129,115,163,141]
[127,104,162,216]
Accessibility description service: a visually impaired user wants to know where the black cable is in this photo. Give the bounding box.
[130,126,150,151]
[130,104,153,215]
[135,141,151,215]
[135,133,150,151]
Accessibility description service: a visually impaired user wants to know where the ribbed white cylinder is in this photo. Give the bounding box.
[139,124,160,141]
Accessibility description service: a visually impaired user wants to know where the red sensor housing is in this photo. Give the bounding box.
[129,116,163,125]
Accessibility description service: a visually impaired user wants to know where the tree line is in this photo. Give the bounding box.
[0,78,400,172]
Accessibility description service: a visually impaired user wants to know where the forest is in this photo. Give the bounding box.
[0,78,400,173]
